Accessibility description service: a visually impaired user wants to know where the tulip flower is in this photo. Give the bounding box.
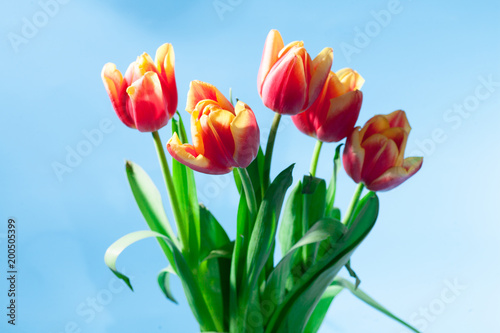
[257,29,333,115]
[101,43,177,132]
[291,68,364,142]
[343,110,423,191]
[167,81,260,175]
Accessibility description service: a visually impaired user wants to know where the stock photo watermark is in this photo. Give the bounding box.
[340,0,404,63]
[408,74,499,158]
[7,0,72,53]
[5,218,18,326]
[399,278,467,332]
[57,272,133,333]
[51,118,115,182]
[213,0,243,21]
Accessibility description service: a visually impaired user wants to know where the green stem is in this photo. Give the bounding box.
[152,131,188,251]
[309,140,323,177]
[263,113,282,190]
[237,167,258,220]
[342,183,365,228]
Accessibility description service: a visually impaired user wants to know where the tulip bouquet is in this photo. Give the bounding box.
[101,30,422,333]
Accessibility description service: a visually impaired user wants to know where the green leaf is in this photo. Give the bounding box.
[326,144,343,218]
[332,277,421,333]
[157,266,178,304]
[125,160,179,264]
[304,285,343,333]
[104,230,217,331]
[237,164,294,333]
[265,192,379,333]
[229,191,251,332]
[202,242,234,262]
[198,204,232,332]
[344,261,361,289]
[263,218,346,316]
[278,181,303,256]
[171,116,200,264]
[245,164,294,293]
[199,204,231,259]
[246,147,265,203]
[301,175,327,264]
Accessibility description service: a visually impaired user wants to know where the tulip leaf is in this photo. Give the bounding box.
[301,175,327,264]
[157,266,178,304]
[199,204,232,331]
[330,277,420,333]
[236,164,294,332]
[326,144,343,218]
[304,285,343,333]
[105,230,218,331]
[125,160,179,265]
[246,147,265,204]
[262,218,346,321]
[171,116,201,265]
[344,261,361,289]
[199,204,231,259]
[279,181,303,256]
[264,192,379,333]
[229,191,251,332]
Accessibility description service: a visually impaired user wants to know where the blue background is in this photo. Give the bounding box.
[1,0,499,332]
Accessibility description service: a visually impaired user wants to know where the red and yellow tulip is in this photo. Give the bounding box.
[291,68,364,142]
[343,110,423,191]
[257,29,333,115]
[167,81,260,174]
[101,43,177,132]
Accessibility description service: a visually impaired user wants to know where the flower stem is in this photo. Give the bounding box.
[152,131,188,250]
[342,183,365,228]
[309,140,323,177]
[237,167,258,220]
[263,113,282,190]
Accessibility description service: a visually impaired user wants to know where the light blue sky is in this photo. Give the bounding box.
[1,1,499,332]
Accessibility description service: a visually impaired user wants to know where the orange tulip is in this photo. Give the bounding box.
[291,68,364,142]
[101,43,177,132]
[167,81,260,175]
[257,29,333,115]
[343,110,423,191]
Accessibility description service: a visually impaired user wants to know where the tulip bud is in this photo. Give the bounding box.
[343,110,423,191]
[101,43,177,132]
[257,29,333,115]
[291,69,364,142]
[167,81,260,174]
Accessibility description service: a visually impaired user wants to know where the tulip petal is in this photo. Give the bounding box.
[381,127,408,165]
[361,133,399,184]
[257,29,285,95]
[261,48,307,115]
[191,110,205,154]
[208,108,236,159]
[101,63,134,128]
[343,128,365,183]
[126,71,168,132]
[167,133,231,175]
[359,115,391,141]
[231,101,260,168]
[186,80,234,114]
[316,90,363,142]
[199,114,236,167]
[336,68,365,91]
[155,43,177,118]
[308,47,333,108]
[367,156,423,191]
[124,53,157,86]
[291,110,316,138]
[386,110,411,134]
